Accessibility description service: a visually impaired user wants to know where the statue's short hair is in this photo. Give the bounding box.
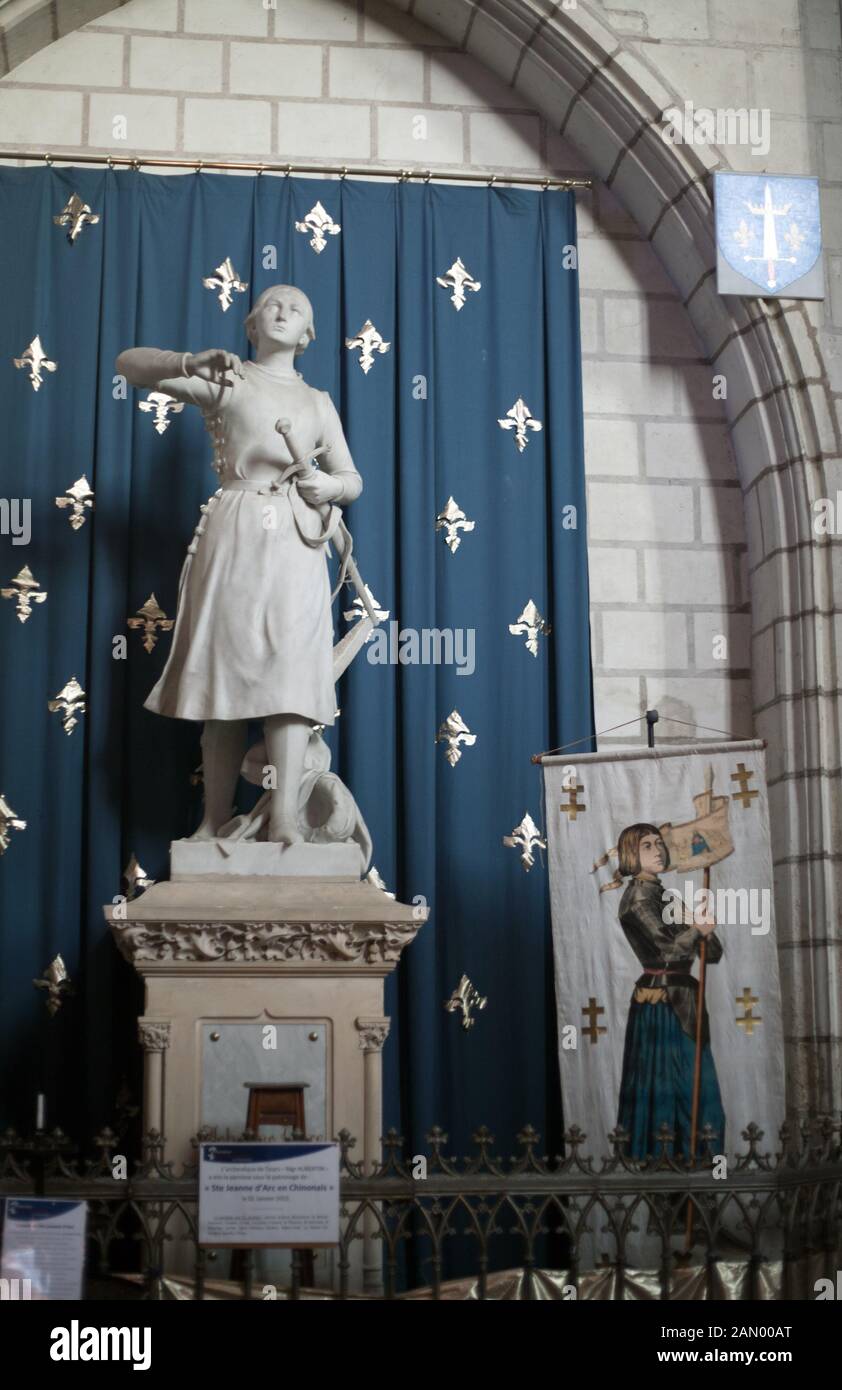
[244,284,315,354]
[617,822,669,878]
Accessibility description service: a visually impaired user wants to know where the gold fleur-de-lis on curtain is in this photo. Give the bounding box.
[503,812,547,871]
[445,975,487,1029]
[138,391,184,435]
[0,793,26,856]
[1,565,47,623]
[295,201,341,254]
[435,710,477,767]
[509,599,551,656]
[435,496,475,554]
[202,257,249,311]
[48,676,86,735]
[436,256,481,311]
[123,852,155,899]
[343,584,389,636]
[55,475,95,530]
[498,397,543,453]
[13,335,57,391]
[345,320,391,374]
[127,594,175,653]
[53,192,100,245]
[33,954,73,1015]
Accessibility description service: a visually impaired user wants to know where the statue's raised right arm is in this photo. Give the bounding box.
[115,347,245,408]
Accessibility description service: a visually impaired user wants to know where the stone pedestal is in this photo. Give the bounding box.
[107,865,424,1293]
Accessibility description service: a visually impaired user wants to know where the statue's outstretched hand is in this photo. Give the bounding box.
[184,349,245,386]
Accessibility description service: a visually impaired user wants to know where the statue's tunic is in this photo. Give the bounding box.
[127,353,361,725]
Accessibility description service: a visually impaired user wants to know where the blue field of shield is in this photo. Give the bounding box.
[715,173,821,295]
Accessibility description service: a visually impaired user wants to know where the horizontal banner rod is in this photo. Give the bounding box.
[0,150,592,189]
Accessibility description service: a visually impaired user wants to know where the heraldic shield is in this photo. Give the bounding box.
[715,172,822,297]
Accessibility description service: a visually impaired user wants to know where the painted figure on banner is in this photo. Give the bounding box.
[117,286,376,859]
[614,822,725,1159]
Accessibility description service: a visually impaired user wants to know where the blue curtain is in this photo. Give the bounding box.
[0,167,592,1163]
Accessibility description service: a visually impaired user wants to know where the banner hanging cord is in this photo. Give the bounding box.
[532,714,753,764]
[539,717,761,856]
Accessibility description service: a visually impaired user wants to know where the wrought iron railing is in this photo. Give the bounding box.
[1,1120,840,1300]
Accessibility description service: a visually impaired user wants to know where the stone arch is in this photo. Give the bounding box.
[1,0,839,1114]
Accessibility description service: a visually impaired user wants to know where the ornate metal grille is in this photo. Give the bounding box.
[1,1120,840,1300]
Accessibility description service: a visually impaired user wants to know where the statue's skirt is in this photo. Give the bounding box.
[145,481,336,725]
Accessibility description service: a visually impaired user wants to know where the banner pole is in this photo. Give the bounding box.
[685,768,715,1252]
[685,879,709,1253]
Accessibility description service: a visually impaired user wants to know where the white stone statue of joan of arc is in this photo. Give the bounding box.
[116,285,364,849]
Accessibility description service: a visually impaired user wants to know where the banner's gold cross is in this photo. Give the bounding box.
[735,986,762,1035]
[581,997,606,1044]
[560,785,586,820]
[730,762,759,809]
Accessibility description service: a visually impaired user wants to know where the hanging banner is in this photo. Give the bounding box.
[543,741,785,1224]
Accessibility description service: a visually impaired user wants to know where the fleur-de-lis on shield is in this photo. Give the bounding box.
[509,599,551,656]
[0,793,26,856]
[435,710,477,767]
[48,676,86,735]
[202,257,249,312]
[436,496,475,554]
[1,565,47,623]
[343,584,389,637]
[732,218,753,250]
[295,201,341,254]
[436,256,481,311]
[503,812,547,871]
[445,974,487,1030]
[138,391,184,435]
[55,475,95,530]
[127,594,175,653]
[345,320,391,374]
[53,192,100,245]
[13,335,57,391]
[784,221,806,253]
[498,397,543,453]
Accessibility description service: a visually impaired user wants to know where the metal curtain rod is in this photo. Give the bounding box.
[0,149,592,189]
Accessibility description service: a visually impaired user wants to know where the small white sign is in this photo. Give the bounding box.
[199,1142,339,1248]
[1,1198,87,1300]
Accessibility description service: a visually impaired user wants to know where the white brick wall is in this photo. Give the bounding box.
[0,0,778,756]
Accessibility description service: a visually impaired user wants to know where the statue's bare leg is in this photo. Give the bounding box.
[191,719,248,839]
[264,713,310,845]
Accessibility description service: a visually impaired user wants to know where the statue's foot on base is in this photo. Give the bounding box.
[186,819,219,842]
[267,815,304,847]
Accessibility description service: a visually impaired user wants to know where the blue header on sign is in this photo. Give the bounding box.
[6,1199,83,1221]
[200,1143,334,1163]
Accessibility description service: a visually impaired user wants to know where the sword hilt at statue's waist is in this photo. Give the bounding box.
[273,417,378,626]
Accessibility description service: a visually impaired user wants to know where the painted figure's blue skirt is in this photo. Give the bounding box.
[617,998,725,1159]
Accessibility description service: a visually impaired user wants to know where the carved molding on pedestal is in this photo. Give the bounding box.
[356,1017,391,1052]
[112,918,422,965]
[138,1019,171,1052]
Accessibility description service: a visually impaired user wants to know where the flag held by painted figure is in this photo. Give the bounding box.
[544,742,785,1264]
